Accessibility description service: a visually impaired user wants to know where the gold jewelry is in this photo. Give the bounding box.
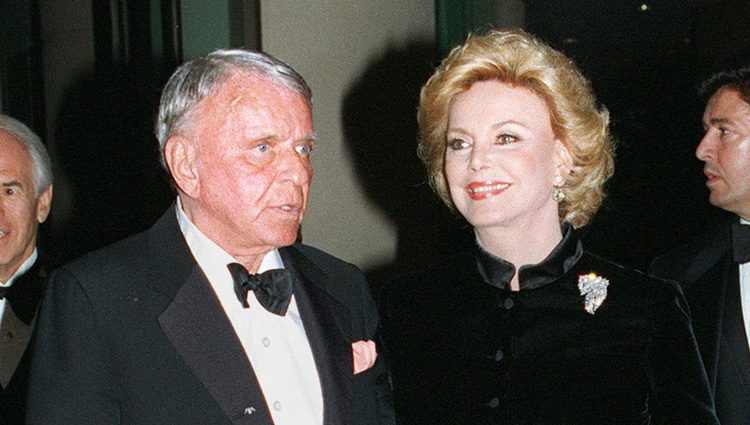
[553,175,565,203]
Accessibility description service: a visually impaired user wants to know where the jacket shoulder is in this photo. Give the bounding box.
[290,243,361,275]
[56,229,151,282]
[286,243,370,306]
[580,251,682,295]
[650,220,732,283]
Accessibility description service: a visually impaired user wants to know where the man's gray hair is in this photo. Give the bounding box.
[0,115,53,196]
[155,49,312,167]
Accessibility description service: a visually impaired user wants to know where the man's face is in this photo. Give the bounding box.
[0,131,52,281]
[697,87,750,220]
[175,72,314,259]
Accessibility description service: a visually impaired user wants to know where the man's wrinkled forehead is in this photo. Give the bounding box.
[208,72,306,113]
[0,130,31,165]
[0,130,34,189]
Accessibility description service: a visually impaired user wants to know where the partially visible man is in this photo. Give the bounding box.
[26,49,394,425]
[651,66,750,425]
[0,115,53,424]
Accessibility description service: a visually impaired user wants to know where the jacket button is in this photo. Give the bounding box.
[502,297,514,310]
[494,349,504,362]
[487,397,500,408]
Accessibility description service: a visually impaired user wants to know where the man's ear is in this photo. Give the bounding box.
[35,184,53,223]
[164,136,200,198]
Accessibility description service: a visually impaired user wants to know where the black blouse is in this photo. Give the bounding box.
[381,227,718,425]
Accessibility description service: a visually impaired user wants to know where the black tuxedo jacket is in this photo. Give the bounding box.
[0,258,47,425]
[651,218,750,425]
[26,207,394,425]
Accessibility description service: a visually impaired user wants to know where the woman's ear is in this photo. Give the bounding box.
[554,139,573,176]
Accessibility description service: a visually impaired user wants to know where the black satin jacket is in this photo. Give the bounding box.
[381,227,718,425]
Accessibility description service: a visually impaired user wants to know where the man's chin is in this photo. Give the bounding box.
[274,227,302,247]
[709,194,739,214]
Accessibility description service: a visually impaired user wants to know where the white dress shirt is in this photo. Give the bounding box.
[176,199,323,425]
[738,218,750,352]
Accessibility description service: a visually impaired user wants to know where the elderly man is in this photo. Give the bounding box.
[26,50,394,425]
[651,66,750,425]
[0,115,53,424]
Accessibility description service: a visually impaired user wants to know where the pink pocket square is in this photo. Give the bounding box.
[352,340,377,374]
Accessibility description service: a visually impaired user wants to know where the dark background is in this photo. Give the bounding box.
[526,0,749,268]
[2,0,750,277]
[346,0,750,291]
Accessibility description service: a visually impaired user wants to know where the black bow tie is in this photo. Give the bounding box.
[227,263,294,316]
[0,284,35,325]
[732,222,750,264]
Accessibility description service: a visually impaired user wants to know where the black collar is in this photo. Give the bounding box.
[474,224,583,291]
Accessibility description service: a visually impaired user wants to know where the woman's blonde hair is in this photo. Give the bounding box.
[418,28,614,228]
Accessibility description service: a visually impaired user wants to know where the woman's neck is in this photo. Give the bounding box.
[475,217,563,291]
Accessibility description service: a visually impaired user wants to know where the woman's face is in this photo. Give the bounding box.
[444,80,570,233]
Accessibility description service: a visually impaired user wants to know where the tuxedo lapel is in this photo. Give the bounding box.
[281,246,351,425]
[158,266,273,425]
[0,307,33,388]
[147,206,273,425]
[719,262,750,394]
[0,260,46,388]
[686,256,729,391]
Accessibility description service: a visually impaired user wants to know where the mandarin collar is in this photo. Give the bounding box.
[474,224,583,291]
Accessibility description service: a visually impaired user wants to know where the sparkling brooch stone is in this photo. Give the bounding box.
[577,272,609,315]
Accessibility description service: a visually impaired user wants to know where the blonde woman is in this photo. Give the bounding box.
[381,28,718,425]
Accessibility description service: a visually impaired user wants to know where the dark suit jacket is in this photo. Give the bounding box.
[651,218,750,425]
[25,207,394,425]
[0,256,47,425]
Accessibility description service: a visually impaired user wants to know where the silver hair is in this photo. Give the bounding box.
[155,49,312,167]
[0,115,53,196]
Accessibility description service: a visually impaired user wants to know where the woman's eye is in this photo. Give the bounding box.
[447,138,469,150]
[496,134,518,145]
[254,143,269,153]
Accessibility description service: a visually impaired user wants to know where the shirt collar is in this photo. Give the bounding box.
[474,223,583,291]
[175,197,284,286]
[1,248,38,287]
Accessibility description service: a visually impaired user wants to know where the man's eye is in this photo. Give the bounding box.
[295,144,313,155]
[4,188,15,195]
[254,143,269,153]
[447,138,469,150]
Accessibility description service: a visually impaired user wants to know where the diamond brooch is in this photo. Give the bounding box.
[577,272,609,315]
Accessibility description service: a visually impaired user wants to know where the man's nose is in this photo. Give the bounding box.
[695,132,715,162]
[279,150,312,185]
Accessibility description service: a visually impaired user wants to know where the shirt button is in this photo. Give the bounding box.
[487,397,500,408]
[273,401,282,411]
[262,337,271,347]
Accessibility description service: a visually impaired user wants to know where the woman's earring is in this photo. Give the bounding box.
[553,175,565,203]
